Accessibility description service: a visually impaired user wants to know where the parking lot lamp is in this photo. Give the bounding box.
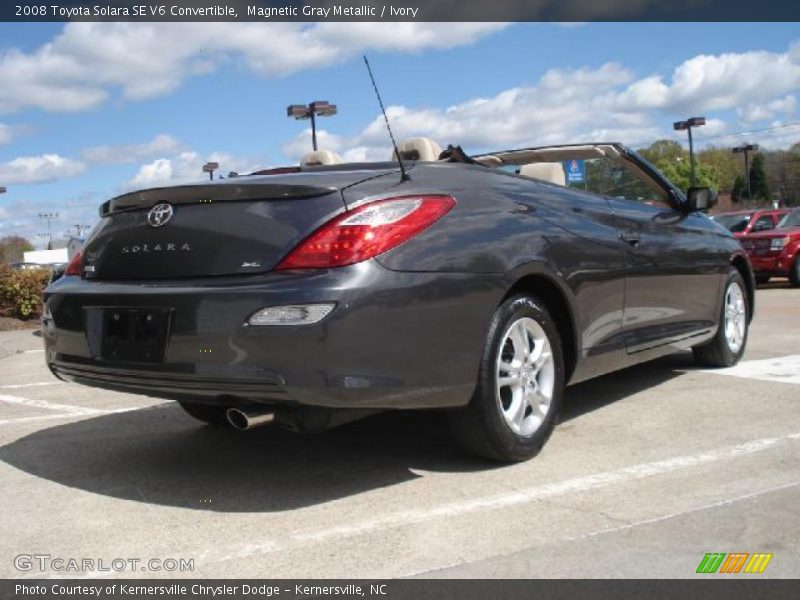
[673,117,706,188]
[202,162,219,181]
[287,101,338,151]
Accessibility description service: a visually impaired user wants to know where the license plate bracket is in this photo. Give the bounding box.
[85,307,172,363]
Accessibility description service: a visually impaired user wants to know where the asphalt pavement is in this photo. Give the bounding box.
[0,282,798,579]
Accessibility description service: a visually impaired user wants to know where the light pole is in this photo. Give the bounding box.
[36,233,50,250]
[38,212,59,250]
[202,162,219,181]
[287,101,338,151]
[673,116,706,188]
[732,144,759,206]
[69,224,91,238]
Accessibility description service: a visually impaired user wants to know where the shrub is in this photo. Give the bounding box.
[0,264,51,320]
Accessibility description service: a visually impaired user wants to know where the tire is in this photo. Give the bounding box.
[448,294,565,462]
[693,267,749,368]
[178,401,230,426]
[790,257,800,288]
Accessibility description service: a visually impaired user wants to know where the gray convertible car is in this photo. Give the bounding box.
[43,139,753,461]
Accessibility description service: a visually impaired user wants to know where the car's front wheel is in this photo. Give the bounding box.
[448,294,564,462]
[693,267,749,367]
[178,401,229,426]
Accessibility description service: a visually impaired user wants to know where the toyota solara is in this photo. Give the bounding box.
[43,140,754,461]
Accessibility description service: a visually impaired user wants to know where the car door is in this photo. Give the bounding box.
[750,214,778,234]
[586,155,722,353]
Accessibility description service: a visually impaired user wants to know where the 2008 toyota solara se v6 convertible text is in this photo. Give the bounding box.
[43,141,754,461]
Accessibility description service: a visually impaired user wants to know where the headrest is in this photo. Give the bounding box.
[519,162,566,186]
[301,150,344,167]
[391,138,442,162]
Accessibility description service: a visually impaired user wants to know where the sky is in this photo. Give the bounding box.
[0,21,799,245]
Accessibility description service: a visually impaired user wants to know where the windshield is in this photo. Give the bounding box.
[714,213,752,233]
[777,210,800,229]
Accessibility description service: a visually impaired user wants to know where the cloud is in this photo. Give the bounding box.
[126,150,265,189]
[0,154,86,184]
[0,22,506,113]
[619,46,800,113]
[281,129,347,161]
[0,123,11,145]
[281,42,800,161]
[737,95,797,124]
[0,193,102,245]
[81,134,184,165]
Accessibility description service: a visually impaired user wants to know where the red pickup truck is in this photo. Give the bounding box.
[741,209,800,285]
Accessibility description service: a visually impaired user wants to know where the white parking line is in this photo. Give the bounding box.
[405,479,800,578]
[0,393,99,415]
[703,354,800,385]
[197,430,800,566]
[0,404,141,426]
[22,349,45,354]
[0,381,63,390]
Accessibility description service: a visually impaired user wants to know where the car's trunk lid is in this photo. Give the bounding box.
[83,169,398,280]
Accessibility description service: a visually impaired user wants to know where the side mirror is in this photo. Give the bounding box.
[687,187,718,212]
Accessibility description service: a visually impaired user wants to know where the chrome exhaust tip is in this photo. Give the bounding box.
[226,407,275,431]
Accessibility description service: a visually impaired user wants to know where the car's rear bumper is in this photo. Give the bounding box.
[43,261,503,410]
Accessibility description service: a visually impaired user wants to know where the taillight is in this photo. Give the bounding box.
[64,250,83,276]
[275,195,456,269]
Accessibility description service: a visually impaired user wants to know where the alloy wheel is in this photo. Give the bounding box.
[723,281,747,353]
[495,317,555,436]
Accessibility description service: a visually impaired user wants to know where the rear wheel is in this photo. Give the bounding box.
[178,401,229,426]
[693,267,749,367]
[448,294,564,462]
[790,257,800,287]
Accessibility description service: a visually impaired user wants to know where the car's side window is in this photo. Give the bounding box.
[571,156,670,209]
[752,215,775,232]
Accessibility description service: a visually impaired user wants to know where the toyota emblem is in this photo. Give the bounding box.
[147,203,173,227]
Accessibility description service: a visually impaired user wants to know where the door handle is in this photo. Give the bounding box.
[619,233,640,247]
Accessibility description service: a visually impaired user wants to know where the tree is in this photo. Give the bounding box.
[637,139,685,165]
[731,175,747,203]
[0,236,34,264]
[637,139,721,193]
[696,146,741,193]
[749,153,771,202]
[764,146,800,206]
[656,159,719,192]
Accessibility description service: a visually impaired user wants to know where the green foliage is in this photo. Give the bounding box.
[764,147,800,206]
[0,235,34,264]
[0,264,50,320]
[749,153,771,202]
[638,139,684,165]
[696,146,742,193]
[653,156,720,192]
[637,139,721,193]
[731,175,747,203]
